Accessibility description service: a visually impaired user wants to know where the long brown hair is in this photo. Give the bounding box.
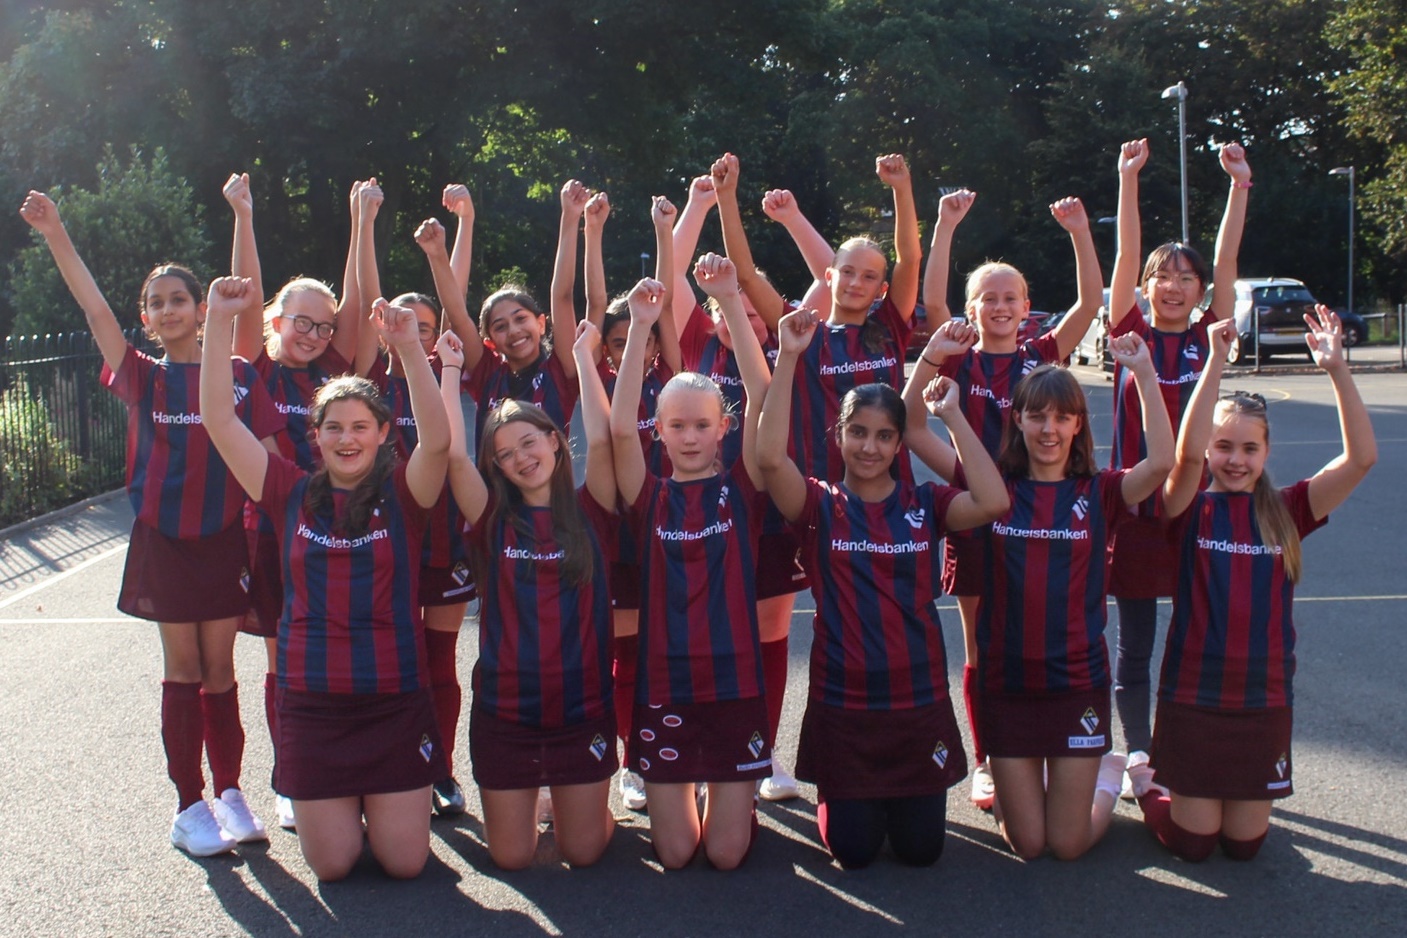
[998,365,1097,479]
[1214,393,1302,582]
[476,400,593,586]
[304,376,396,537]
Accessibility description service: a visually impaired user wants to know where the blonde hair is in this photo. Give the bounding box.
[1213,393,1302,582]
[964,261,1029,311]
[264,277,337,358]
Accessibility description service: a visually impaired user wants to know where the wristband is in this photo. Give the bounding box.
[920,354,942,369]
[1232,180,1253,189]
[441,364,462,372]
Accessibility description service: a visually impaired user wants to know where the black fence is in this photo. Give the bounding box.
[0,329,151,530]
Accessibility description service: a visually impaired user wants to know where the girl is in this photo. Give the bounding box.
[611,258,771,870]
[441,321,618,869]
[1133,311,1375,861]
[227,172,365,829]
[355,202,477,816]
[1106,140,1251,784]
[19,191,283,856]
[756,307,1009,868]
[202,280,449,881]
[583,194,683,811]
[912,189,1104,809]
[447,179,585,449]
[980,340,1173,861]
[712,151,921,482]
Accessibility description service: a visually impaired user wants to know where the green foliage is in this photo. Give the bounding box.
[0,372,82,528]
[9,146,213,336]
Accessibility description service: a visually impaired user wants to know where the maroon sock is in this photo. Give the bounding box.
[201,684,244,794]
[1138,792,1217,862]
[162,681,205,811]
[425,628,462,772]
[262,671,278,748]
[760,637,789,748]
[963,664,984,764]
[1220,831,1267,861]
[613,634,639,743]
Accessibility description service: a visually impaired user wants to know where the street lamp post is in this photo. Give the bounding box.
[1162,81,1190,245]
[640,252,651,278]
[1329,165,1355,320]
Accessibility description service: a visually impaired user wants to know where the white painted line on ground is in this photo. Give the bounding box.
[0,543,127,611]
[0,617,135,624]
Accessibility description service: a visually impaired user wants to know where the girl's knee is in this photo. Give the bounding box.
[651,832,700,870]
[488,839,536,871]
[378,848,429,880]
[558,830,610,868]
[306,847,359,882]
[1048,835,1092,862]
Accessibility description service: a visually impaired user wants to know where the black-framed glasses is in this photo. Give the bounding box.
[290,315,335,340]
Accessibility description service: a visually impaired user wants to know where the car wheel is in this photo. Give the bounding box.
[1228,332,1252,366]
[1343,323,1365,347]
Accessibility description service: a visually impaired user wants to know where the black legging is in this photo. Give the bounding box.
[817,792,949,869]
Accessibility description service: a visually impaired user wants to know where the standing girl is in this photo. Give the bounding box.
[756,307,1009,868]
[202,281,449,881]
[19,192,282,855]
[913,189,1104,809]
[979,340,1173,861]
[611,258,771,870]
[1105,140,1250,784]
[1132,311,1375,861]
[441,321,618,869]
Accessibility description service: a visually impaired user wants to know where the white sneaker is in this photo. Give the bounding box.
[1124,750,1168,800]
[619,770,647,811]
[170,801,237,857]
[212,788,269,843]
[970,759,995,810]
[758,763,801,802]
[275,794,296,831]
[537,787,554,825]
[1096,752,1128,800]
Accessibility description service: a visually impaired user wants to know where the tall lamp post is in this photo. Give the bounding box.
[1329,166,1355,322]
[1162,81,1190,245]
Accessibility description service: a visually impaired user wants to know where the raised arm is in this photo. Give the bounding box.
[18,191,127,373]
[352,181,386,377]
[1109,139,1148,329]
[671,175,716,333]
[1164,320,1232,517]
[583,191,611,339]
[762,188,833,286]
[1305,306,1377,519]
[695,252,771,489]
[442,183,475,299]
[200,277,269,500]
[902,319,979,480]
[712,153,786,329]
[1207,143,1251,324]
[416,217,484,372]
[610,278,666,505]
[222,172,267,361]
[756,308,818,520]
[330,178,366,364]
[436,330,488,525]
[923,376,1010,530]
[573,320,617,511]
[651,195,682,375]
[921,188,976,329]
[876,154,921,320]
[1112,333,1175,504]
[1048,196,1104,359]
[550,179,588,379]
[379,299,449,507]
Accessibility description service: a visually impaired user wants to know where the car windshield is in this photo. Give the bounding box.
[1254,286,1315,304]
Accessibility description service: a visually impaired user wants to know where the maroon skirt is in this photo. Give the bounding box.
[940,533,984,597]
[796,699,968,800]
[756,530,809,599]
[119,518,250,623]
[1151,701,1294,801]
[610,561,641,611]
[419,560,477,607]
[628,697,772,784]
[273,686,446,800]
[239,527,282,637]
[979,687,1112,759]
[469,705,618,790]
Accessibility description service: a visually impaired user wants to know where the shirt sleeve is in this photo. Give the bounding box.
[235,358,285,441]
[875,294,915,346]
[1110,303,1150,339]
[99,344,146,403]
[1282,479,1329,540]
[257,450,303,514]
[679,303,714,371]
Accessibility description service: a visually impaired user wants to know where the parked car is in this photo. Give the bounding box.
[1224,278,1318,365]
[905,301,935,359]
[1335,308,1370,348]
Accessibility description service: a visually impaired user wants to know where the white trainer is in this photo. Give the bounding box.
[170,801,237,857]
[275,794,297,831]
[1124,750,1168,800]
[619,770,647,811]
[212,788,269,843]
[758,763,801,802]
[970,758,996,810]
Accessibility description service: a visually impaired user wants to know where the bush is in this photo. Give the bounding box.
[0,372,84,528]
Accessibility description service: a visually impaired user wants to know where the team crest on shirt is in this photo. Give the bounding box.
[239,566,250,593]
[451,562,470,587]
[932,741,950,769]
[589,734,608,761]
[419,734,434,763]
[1080,707,1100,735]
[1068,708,1106,748]
[1022,358,1040,375]
[532,372,546,391]
[719,484,730,508]
[1072,496,1089,522]
[1184,345,1201,361]
[232,383,250,406]
[748,731,765,759]
[904,507,926,529]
